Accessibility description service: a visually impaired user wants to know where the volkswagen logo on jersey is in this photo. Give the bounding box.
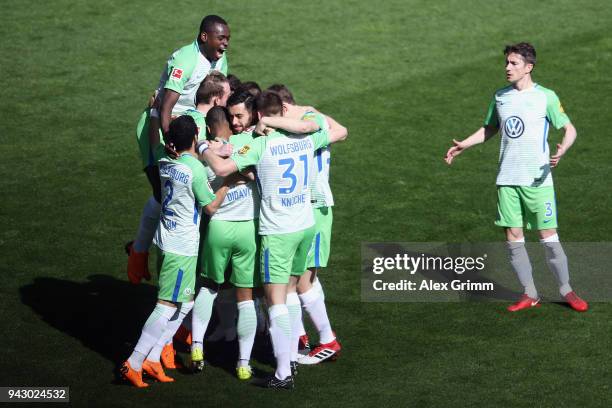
[504,116,525,138]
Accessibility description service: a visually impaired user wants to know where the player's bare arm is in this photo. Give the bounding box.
[445,125,498,165]
[201,146,238,177]
[255,116,320,136]
[550,122,577,168]
[160,90,181,135]
[325,114,348,143]
[203,179,232,216]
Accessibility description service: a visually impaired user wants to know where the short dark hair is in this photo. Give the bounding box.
[504,42,536,66]
[168,116,197,151]
[227,89,255,110]
[255,91,283,116]
[267,84,295,105]
[199,15,228,35]
[235,81,261,98]
[206,106,231,140]
[227,74,241,92]
[195,71,228,105]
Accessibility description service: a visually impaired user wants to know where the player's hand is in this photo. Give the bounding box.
[147,90,159,108]
[255,120,274,136]
[205,140,233,158]
[215,142,234,158]
[165,142,178,159]
[445,139,465,165]
[550,143,566,168]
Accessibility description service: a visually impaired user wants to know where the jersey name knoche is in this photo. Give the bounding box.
[232,128,330,235]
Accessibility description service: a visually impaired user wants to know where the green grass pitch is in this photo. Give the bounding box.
[1,0,612,406]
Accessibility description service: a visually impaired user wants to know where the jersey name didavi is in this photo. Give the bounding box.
[208,132,260,221]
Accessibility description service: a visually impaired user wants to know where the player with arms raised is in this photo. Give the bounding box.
[445,42,588,312]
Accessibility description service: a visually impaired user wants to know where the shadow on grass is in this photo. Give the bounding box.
[19,275,276,382]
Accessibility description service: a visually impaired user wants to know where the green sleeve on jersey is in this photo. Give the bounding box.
[302,111,326,129]
[309,128,330,150]
[164,43,198,94]
[187,157,216,207]
[232,136,266,171]
[229,131,254,149]
[302,111,330,149]
[483,97,499,128]
[542,88,571,129]
[182,110,208,140]
[216,53,229,75]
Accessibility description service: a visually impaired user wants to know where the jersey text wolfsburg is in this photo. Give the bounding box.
[484,84,570,187]
[154,153,216,256]
[208,132,260,221]
[155,41,229,116]
[232,129,330,235]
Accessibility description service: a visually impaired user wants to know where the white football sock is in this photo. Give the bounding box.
[147,301,194,362]
[300,286,335,344]
[540,234,572,296]
[192,287,217,350]
[313,276,325,301]
[237,300,257,364]
[286,292,302,361]
[128,303,176,371]
[268,304,291,380]
[507,238,538,299]
[133,196,160,253]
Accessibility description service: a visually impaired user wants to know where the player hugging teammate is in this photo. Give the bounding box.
[121,15,349,390]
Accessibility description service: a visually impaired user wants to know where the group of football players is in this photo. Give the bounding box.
[119,15,347,390]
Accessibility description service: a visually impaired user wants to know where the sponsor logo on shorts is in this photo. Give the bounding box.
[238,145,250,155]
[184,288,193,296]
[171,68,183,80]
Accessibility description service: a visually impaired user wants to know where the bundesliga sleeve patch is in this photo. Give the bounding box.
[238,145,250,155]
[171,68,183,80]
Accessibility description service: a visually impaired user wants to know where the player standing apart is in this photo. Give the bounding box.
[445,42,588,312]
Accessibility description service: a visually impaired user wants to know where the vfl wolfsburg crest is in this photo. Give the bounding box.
[504,116,525,138]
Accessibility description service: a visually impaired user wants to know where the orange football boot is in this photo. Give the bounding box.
[142,360,174,383]
[161,343,181,369]
[120,361,149,388]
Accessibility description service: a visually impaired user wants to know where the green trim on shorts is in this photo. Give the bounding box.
[157,248,197,303]
[260,225,316,284]
[307,206,333,269]
[200,219,260,288]
[495,185,558,230]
